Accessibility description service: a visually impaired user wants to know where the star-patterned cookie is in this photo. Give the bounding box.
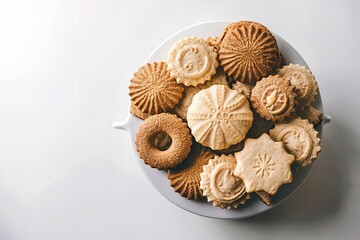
[234,133,295,195]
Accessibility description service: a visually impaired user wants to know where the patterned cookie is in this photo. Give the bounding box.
[219,21,281,85]
[167,36,219,86]
[129,62,184,115]
[297,105,323,126]
[277,64,318,109]
[174,69,228,120]
[168,143,215,200]
[234,133,295,195]
[251,75,296,122]
[187,85,254,150]
[135,113,192,170]
[200,154,250,209]
[269,117,321,167]
[130,101,150,120]
[232,81,252,99]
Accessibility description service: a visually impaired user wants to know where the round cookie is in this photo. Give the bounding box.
[250,75,296,122]
[187,85,254,150]
[167,36,219,86]
[135,113,192,170]
[277,64,318,109]
[219,21,281,85]
[200,154,250,209]
[168,143,215,200]
[129,62,184,115]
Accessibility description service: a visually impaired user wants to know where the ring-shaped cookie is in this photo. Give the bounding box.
[135,113,192,170]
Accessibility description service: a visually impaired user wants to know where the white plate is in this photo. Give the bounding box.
[113,21,331,219]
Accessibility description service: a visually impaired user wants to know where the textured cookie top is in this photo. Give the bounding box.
[168,143,215,201]
[234,133,295,195]
[269,117,321,167]
[251,75,296,121]
[187,85,254,150]
[219,21,281,85]
[277,64,318,109]
[200,154,249,209]
[167,36,219,86]
[174,69,228,120]
[129,62,184,115]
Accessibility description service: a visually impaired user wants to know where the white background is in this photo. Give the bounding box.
[1,0,360,239]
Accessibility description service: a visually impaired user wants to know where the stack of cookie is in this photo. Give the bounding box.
[129,21,322,209]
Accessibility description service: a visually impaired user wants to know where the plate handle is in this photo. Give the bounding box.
[112,116,130,131]
[324,113,331,124]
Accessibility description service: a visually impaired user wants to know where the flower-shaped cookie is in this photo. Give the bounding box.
[167,36,219,86]
[234,133,295,195]
[269,117,321,167]
[200,154,249,209]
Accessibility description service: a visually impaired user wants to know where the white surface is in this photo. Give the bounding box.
[0,0,359,239]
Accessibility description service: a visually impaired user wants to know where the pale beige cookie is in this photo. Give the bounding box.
[174,69,228,120]
[269,117,321,167]
[297,105,323,126]
[234,133,295,195]
[232,81,252,99]
[129,62,184,115]
[187,85,254,150]
[277,64,318,109]
[130,101,150,120]
[168,143,215,200]
[200,154,250,209]
[255,191,272,206]
[167,36,219,86]
[251,75,296,122]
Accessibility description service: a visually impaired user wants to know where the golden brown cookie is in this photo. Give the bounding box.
[173,69,228,120]
[255,191,272,206]
[219,21,281,85]
[167,36,219,86]
[130,101,150,120]
[277,64,318,109]
[251,75,296,122]
[187,85,254,150]
[129,62,184,115]
[297,105,323,126]
[232,81,252,99]
[234,133,295,195]
[168,143,215,200]
[200,154,250,209]
[135,113,192,170]
[269,117,321,167]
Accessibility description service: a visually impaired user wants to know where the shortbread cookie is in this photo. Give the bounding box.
[130,101,150,120]
[297,105,323,126]
[129,62,184,115]
[167,36,219,86]
[219,21,281,85]
[187,85,254,150]
[269,118,321,167]
[251,75,296,121]
[168,143,215,200]
[174,69,228,120]
[200,154,250,209]
[255,191,271,206]
[232,81,252,99]
[135,113,192,170]
[277,64,318,109]
[234,133,295,195]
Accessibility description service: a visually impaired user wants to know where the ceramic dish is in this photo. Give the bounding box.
[113,21,331,219]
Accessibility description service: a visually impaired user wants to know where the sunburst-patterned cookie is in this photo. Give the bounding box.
[269,118,321,167]
[187,85,254,150]
[277,64,318,109]
[130,101,150,120]
[200,154,250,209]
[234,133,295,195]
[174,68,228,120]
[129,62,184,115]
[251,75,296,122]
[167,36,219,86]
[219,21,281,85]
[168,143,215,200]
